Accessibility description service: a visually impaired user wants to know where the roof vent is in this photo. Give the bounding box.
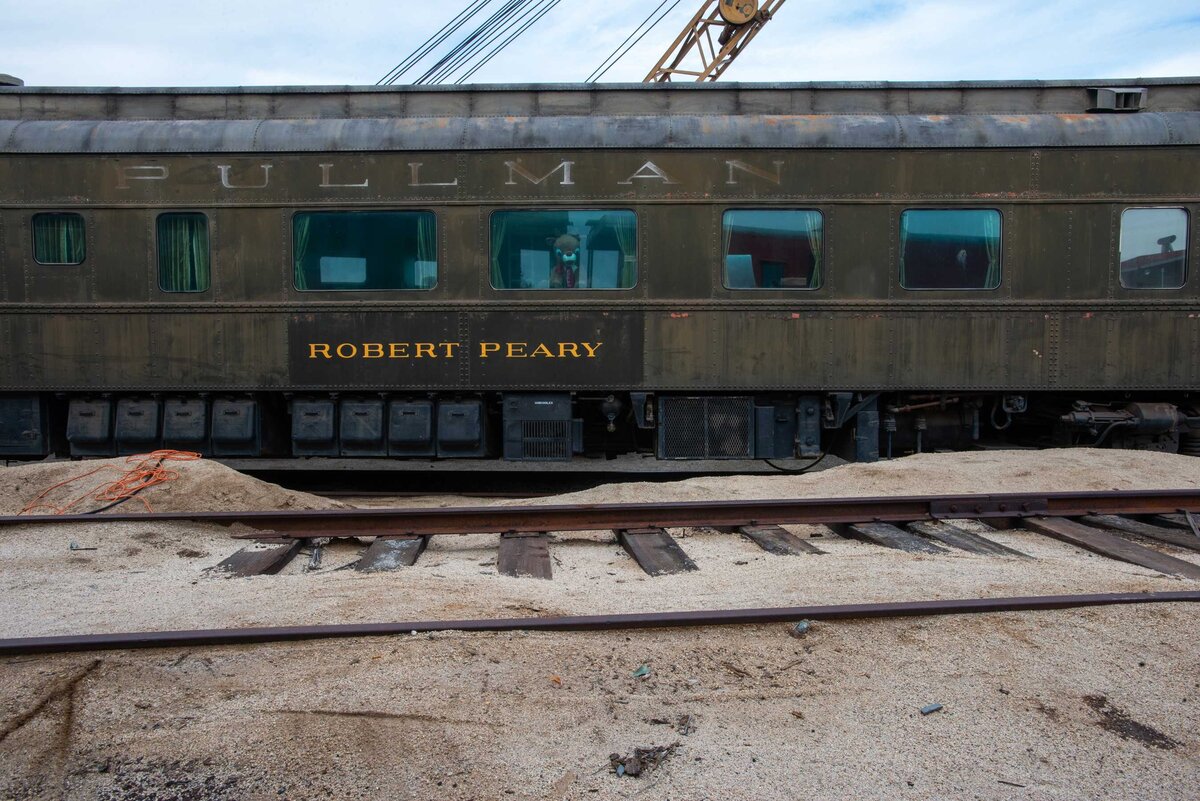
[1088,87,1146,113]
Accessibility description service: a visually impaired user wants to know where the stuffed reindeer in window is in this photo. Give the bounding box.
[548,233,581,288]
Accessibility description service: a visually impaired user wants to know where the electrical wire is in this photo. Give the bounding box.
[586,0,675,83]
[587,0,682,83]
[456,0,563,84]
[377,0,494,86]
[414,0,524,84]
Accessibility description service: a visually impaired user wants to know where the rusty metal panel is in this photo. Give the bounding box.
[891,313,1010,389]
[7,313,153,389]
[1057,311,1111,389]
[644,311,712,387]
[1104,311,1197,387]
[712,310,828,388]
[827,312,892,388]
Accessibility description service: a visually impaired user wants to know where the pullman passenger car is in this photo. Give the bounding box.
[0,79,1198,463]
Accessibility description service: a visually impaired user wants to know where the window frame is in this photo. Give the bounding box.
[290,208,440,293]
[155,211,212,294]
[898,207,1004,292]
[30,211,87,266]
[720,207,826,291]
[487,207,640,292]
[1117,205,1190,291]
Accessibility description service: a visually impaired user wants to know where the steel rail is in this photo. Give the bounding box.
[2,490,1200,538]
[3,591,1198,657]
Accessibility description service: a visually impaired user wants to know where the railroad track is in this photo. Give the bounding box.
[3,489,1200,657]
[3,489,1200,580]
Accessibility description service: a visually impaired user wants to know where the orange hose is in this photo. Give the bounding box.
[19,450,202,515]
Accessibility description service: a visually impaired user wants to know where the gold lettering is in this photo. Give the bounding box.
[480,342,500,358]
[504,160,575,186]
[309,343,332,359]
[390,343,410,358]
[408,162,459,187]
[319,162,369,188]
[336,343,358,359]
[558,343,580,358]
[725,159,784,185]
[440,342,460,357]
[362,343,384,358]
[616,161,679,185]
[415,343,436,358]
[530,343,555,358]
[507,342,527,358]
[581,342,602,357]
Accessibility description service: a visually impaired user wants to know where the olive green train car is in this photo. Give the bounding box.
[1,79,1198,462]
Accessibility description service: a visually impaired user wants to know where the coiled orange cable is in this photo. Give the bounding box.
[19,450,203,515]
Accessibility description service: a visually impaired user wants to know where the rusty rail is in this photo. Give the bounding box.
[2,591,1198,656]
[2,490,1200,538]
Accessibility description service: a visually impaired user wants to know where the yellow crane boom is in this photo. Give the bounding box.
[644,0,786,83]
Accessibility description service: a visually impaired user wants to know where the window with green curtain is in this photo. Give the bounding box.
[899,209,1001,290]
[489,209,636,290]
[157,213,210,293]
[293,210,436,291]
[32,213,86,265]
[721,209,823,290]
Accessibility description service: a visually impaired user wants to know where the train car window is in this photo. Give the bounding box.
[157,213,210,293]
[293,211,436,291]
[899,209,1001,290]
[31,213,85,265]
[722,210,823,289]
[490,210,636,290]
[1119,207,1189,289]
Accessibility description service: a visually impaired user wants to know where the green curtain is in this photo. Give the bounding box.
[722,213,736,285]
[983,212,1001,289]
[898,212,910,288]
[293,215,311,290]
[158,214,210,292]
[33,214,85,264]
[416,213,436,288]
[490,215,508,288]
[610,213,636,288]
[805,211,823,289]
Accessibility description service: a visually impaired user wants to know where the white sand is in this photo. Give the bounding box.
[2,448,1199,799]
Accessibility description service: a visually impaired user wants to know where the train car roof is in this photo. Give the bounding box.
[2,79,1199,152]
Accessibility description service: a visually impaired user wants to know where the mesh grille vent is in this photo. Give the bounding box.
[659,397,753,459]
[520,420,571,460]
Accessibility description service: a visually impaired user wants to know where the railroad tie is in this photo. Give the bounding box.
[1080,515,1200,554]
[1022,517,1200,579]
[906,521,1030,558]
[210,540,302,578]
[735,524,825,555]
[498,532,553,580]
[616,527,698,576]
[831,522,950,555]
[355,535,429,572]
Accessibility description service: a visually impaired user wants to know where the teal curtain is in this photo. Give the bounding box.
[416,213,436,288]
[898,212,910,288]
[158,213,210,292]
[490,215,508,288]
[293,215,311,290]
[32,213,85,264]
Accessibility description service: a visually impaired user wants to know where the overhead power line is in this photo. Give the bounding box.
[375,0,565,86]
[587,0,682,83]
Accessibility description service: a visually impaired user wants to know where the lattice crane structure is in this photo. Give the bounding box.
[643,0,786,83]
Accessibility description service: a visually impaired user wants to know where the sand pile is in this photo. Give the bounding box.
[0,455,341,515]
[504,448,1200,507]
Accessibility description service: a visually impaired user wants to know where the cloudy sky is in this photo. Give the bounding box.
[2,0,1198,87]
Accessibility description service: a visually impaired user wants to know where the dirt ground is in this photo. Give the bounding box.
[1,449,1199,800]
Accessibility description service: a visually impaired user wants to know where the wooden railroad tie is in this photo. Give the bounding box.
[1023,517,1200,579]
[616,527,698,576]
[497,532,553,580]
